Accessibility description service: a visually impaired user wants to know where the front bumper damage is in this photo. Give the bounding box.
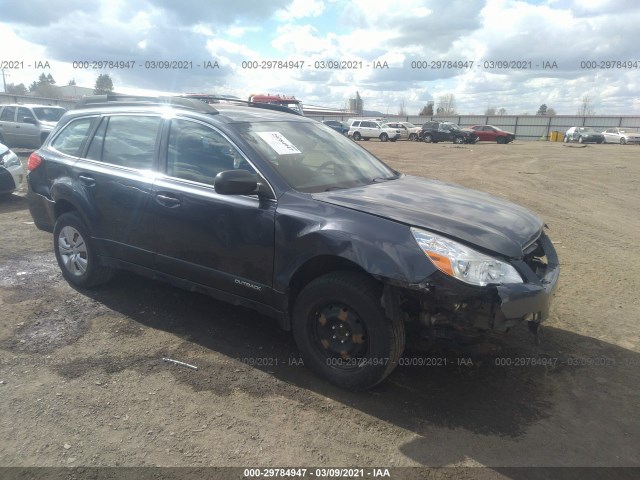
[382,232,559,343]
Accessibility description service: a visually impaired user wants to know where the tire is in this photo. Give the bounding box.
[53,212,115,288]
[578,136,584,144]
[409,133,417,141]
[363,138,369,141]
[620,138,626,145]
[496,136,506,144]
[353,132,361,141]
[292,271,405,390]
[423,134,432,143]
[390,138,397,142]
[380,133,389,142]
[454,136,464,144]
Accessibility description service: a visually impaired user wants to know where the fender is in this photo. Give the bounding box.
[273,191,435,293]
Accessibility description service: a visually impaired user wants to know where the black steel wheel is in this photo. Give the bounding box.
[293,272,405,390]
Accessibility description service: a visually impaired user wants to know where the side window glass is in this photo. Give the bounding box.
[101,116,160,169]
[0,107,16,121]
[17,108,33,123]
[86,117,108,161]
[167,119,253,185]
[51,117,94,156]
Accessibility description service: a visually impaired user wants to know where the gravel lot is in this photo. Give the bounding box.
[1,140,639,470]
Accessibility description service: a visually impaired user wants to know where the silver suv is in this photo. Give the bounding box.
[0,104,66,148]
[348,120,400,142]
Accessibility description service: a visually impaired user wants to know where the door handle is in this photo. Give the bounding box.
[155,193,181,208]
[78,174,96,187]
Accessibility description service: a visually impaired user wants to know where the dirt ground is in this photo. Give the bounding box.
[0,140,639,471]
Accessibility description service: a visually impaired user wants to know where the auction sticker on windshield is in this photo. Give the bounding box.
[257,132,302,155]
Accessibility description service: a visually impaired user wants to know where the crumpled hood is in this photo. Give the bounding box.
[312,175,543,258]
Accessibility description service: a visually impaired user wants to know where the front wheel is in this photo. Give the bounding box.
[497,136,506,144]
[292,272,405,390]
[454,136,465,144]
[53,212,115,288]
[620,138,626,145]
[578,136,584,144]
[409,133,417,141]
[380,133,389,142]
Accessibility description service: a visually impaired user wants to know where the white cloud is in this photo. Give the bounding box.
[275,0,325,21]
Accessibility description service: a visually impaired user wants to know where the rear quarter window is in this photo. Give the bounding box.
[51,117,94,156]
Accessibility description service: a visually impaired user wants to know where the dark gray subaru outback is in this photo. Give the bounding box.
[27,95,559,390]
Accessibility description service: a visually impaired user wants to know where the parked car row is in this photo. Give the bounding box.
[564,126,640,145]
[328,118,517,145]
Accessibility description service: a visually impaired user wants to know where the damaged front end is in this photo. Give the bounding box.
[382,231,560,345]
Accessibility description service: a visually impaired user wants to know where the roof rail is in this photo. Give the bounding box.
[179,94,303,116]
[74,94,219,114]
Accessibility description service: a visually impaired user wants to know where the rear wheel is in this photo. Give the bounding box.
[353,132,361,141]
[423,134,432,143]
[53,212,115,288]
[380,133,389,142]
[293,272,405,390]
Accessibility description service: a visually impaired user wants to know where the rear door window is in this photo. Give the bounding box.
[0,107,16,122]
[94,115,161,169]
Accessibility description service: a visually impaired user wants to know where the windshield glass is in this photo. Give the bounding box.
[235,121,398,193]
[32,107,66,122]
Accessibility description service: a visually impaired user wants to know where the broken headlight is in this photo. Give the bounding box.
[411,227,522,286]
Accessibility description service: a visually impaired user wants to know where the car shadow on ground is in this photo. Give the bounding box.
[75,271,640,467]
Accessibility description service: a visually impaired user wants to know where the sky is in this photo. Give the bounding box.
[1,0,639,115]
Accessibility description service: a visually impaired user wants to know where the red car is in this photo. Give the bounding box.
[470,125,515,144]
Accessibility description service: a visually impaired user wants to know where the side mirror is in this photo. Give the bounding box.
[22,117,37,125]
[214,169,258,195]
